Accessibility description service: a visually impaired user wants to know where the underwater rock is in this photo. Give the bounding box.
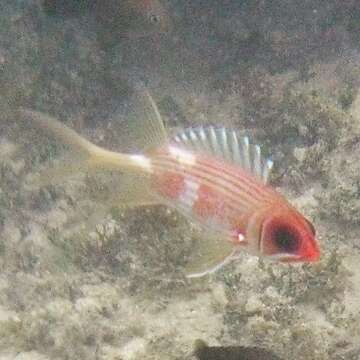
[1,1,360,359]
[193,339,283,360]
[0,351,50,360]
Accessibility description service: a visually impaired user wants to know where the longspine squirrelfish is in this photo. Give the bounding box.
[18,90,320,277]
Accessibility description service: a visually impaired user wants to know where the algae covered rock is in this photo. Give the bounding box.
[0,0,360,359]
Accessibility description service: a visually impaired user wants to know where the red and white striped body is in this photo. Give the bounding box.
[149,144,279,255]
[142,126,319,267]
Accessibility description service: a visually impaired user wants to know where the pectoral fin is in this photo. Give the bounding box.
[185,231,236,278]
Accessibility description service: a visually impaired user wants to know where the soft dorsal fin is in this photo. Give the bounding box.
[172,127,273,183]
[123,86,168,152]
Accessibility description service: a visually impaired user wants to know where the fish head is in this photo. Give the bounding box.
[259,207,320,263]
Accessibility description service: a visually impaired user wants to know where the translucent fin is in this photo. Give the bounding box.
[173,127,274,184]
[25,156,88,190]
[17,109,149,175]
[185,231,236,278]
[18,109,99,156]
[64,173,159,236]
[86,173,158,209]
[123,87,168,152]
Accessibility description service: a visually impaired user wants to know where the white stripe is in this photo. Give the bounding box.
[129,155,152,172]
[178,178,200,208]
[168,145,196,166]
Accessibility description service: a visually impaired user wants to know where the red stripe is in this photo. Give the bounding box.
[152,157,261,212]
[197,155,276,199]
[153,171,185,200]
[155,148,276,202]
[193,157,272,202]
[152,154,277,209]
[155,145,273,200]
[192,183,224,219]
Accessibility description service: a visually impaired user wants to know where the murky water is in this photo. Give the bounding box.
[0,1,359,359]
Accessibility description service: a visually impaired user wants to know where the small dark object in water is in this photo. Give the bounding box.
[194,339,283,360]
[42,0,93,17]
[41,0,172,47]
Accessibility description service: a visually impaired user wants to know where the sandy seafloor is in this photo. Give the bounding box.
[0,0,360,359]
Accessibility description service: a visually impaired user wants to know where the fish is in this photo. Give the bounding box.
[17,89,320,278]
[193,339,283,360]
[42,0,172,41]
[93,0,172,43]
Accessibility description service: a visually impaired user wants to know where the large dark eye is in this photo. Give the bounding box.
[273,226,299,253]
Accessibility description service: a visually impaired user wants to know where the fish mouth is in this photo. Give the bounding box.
[297,241,321,262]
[301,247,320,262]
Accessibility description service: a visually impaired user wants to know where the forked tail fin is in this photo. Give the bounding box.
[18,108,147,174]
[16,88,171,230]
[15,90,170,230]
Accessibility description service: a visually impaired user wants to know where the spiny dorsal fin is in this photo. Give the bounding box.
[172,127,273,184]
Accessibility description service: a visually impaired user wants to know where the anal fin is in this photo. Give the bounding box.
[69,173,159,233]
[85,172,156,207]
[45,172,159,237]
